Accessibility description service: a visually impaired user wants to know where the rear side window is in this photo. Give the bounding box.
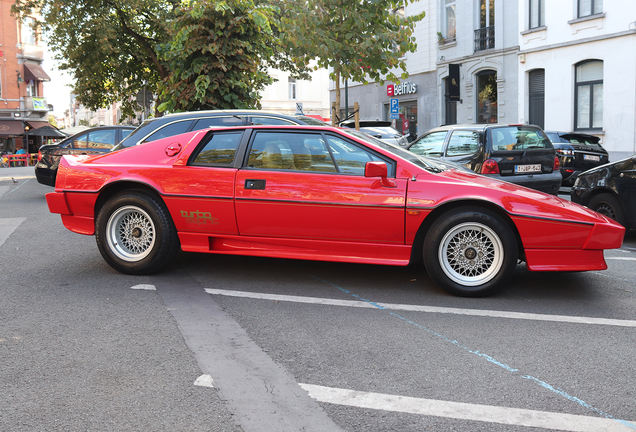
[192,117,243,130]
[143,120,194,143]
[87,129,117,150]
[326,135,387,175]
[191,132,243,166]
[72,133,88,149]
[446,131,480,156]
[408,131,448,157]
[250,116,295,126]
[489,127,552,152]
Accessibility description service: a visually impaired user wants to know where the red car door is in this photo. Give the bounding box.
[234,131,407,244]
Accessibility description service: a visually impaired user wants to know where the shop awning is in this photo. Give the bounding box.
[27,121,52,129]
[23,63,51,82]
[0,120,25,136]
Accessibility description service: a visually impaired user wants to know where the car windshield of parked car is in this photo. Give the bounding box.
[408,131,448,157]
[116,120,152,148]
[359,126,401,138]
[292,116,329,126]
[489,126,552,152]
[342,129,462,173]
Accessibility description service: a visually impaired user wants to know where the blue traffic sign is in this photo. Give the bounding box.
[390,98,399,113]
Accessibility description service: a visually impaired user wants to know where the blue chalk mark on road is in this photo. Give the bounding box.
[311,275,636,429]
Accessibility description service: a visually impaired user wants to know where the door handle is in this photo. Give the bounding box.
[245,179,266,190]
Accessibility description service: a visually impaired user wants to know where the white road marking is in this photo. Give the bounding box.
[0,217,26,248]
[130,284,156,291]
[300,384,635,432]
[205,289,636,327]
[606,257,636,261]
[194,374,215,388]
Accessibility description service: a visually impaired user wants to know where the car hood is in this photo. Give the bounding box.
[409,167,612,225]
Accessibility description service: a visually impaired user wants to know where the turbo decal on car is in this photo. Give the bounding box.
[180,210,219,226]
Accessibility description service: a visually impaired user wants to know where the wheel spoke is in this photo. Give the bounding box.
[106,205,156,262]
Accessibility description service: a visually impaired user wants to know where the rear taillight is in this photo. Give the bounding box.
[38,151,42,161]
[481,159,500,174]
[553,156,560,171]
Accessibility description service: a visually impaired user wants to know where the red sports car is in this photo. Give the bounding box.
[46,125,624,297]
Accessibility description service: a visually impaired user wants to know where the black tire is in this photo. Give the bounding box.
[588,193,626,227]
[423,207,518,297]
[95,191,180,275]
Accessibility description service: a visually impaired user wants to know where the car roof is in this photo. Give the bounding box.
[158,109,303,120]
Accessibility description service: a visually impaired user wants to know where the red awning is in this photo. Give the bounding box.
[23,63,51,82]
[27,121,51,129]
[0,120,25,136]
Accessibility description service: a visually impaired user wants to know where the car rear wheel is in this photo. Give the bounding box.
[424,207,518,297]
[96,191,180,275]
[588,193,626,227]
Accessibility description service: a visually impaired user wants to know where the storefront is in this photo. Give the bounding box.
[330,71,438,141]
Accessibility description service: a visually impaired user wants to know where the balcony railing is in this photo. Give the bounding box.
[20,44,44,60]
[474,26,495,52]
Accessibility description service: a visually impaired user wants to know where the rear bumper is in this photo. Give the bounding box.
[46,191,96,235]
[35,167,56,187]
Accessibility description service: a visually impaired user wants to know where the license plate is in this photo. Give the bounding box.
[584,154,600,162]
[515,164,541,174]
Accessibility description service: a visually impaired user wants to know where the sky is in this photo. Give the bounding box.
[42,46,74,119]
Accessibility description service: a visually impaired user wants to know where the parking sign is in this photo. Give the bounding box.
[390,98,399,119]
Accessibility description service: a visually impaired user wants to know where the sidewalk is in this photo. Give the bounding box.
[0,166,35,182]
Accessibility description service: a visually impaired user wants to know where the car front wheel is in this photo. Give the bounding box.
[588,193,626,227]
[424,207,518,297]
[96,191,180,274]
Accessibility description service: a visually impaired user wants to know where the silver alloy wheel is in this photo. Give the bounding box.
[438,222,504,286]
[106,205,156,262]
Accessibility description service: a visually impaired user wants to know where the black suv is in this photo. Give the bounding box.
[35,126,135,186]
[544,131,609,187]
[407,124,562,194]
[112,110,328,151]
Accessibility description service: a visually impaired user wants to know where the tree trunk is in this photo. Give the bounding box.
[334,69,341,125]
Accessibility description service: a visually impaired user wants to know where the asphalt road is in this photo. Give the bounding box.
[1,169,635,431]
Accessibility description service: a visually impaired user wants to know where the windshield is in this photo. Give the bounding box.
[342,129,467,173]
[489,126,553,152]
[293,115,330,126]
[359,126,401,137]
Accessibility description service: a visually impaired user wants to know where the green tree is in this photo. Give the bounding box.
[281,0,425,122]
[12,0,176,118]
[158,0,293,112]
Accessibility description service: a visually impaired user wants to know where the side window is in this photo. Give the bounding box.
[192,117,243,131]
[87,129,117,150]
[121,129,133,140]
[446,131,480,156]
[192,132,242,166]
[247,132,336,172]
[72,133,88,149]
[250,117,295,126]
[143,120,194,143]
[326,135,386,175]
[408,131,448,157]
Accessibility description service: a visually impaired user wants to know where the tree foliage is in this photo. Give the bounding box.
[157,0,284,112]
[12,0,177,118]
[281,0,425,121]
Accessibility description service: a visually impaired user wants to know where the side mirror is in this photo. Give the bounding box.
[364,161,396,187]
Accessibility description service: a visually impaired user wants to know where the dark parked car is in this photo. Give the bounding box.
[544,131,609,187]
[407,124,562,194]
[571,155,636,229]
[112,110,328,151]
[339,120,409,147]
[35,126,135,186]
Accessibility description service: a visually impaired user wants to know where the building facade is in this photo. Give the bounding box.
[0,0,54,154]
[517,0,636,159]
[329,0,438,140]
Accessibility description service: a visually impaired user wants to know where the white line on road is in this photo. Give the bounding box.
[300,384,635,432]
[0,217,26,248]
[130,284,156,290]
[606,257,636,261]
[204,289,636,327]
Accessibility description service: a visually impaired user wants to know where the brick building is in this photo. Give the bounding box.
[0,0,54,155]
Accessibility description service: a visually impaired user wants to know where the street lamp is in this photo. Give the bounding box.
[22,121,31,157]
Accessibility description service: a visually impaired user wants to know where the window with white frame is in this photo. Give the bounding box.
[575,60,603,130]
[288,77,297,100]
[21,17,37,45]
[529,0,545,28]
[444,0,456,39]
[578,0,602,18]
